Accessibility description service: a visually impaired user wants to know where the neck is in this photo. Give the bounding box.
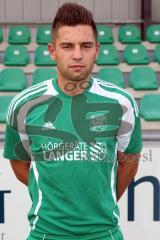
[57,74,91,96]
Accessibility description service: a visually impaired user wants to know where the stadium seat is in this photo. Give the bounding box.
[36,25,52,44]
[0,68,26,91]
[97,67,125,88]
[154,44,160,63]
[96,25,114,43]
[0,96,14,123]
[96,45,119,65]
[4,45,29,66]
[118,24,141,43]
[35,45,56,66]
[0,27,3,43]
[146,25,160,43]
[130,67,158,90]
[8,25,31,44]
[124,44,149,65]
[32,68,57,85]
[140,94,160,120]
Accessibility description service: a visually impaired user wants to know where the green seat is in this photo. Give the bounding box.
[146,25,160,43]
[118,24,141,43]
[8,26,31,44]
[36,25,52,44]
[32,68,57,85]
[4,45,29,66]
[35,45,56,66]
[130,67,158,90]
[97,67,125,88]
[154,44,160,63]
[0,27,3,43]
[124,44,149,65]
[96,25,113,43]
[96,45,119,65]
[0,68,26,91]
[140,94,160,120]
[0,96,14,123]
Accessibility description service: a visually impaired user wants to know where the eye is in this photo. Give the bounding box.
[83,44,92,48]
[62,44,72,49]
[83,44,93,49]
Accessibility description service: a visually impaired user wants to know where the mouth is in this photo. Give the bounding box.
[69,65,85,68]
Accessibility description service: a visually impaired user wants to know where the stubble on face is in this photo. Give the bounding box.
[48,25,99,95]
[53,25,99,83]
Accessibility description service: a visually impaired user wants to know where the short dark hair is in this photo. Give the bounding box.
[52,2,97,41]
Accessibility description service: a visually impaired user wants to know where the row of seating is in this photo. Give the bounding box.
[0,66,159,90]
[1,24,160,44]
[0,25,52,44]
[2,45,56,66]
[1,43,160,66]
[0,68,56,89]
[0,93,159,123]
[97,24,160,43]
[97,67,158,89]
[97,44,154,65]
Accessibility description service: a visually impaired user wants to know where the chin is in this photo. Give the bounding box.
[72,77,85,82]
[72,73,90,82]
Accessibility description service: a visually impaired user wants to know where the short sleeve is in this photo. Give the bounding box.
[3,99,31,161]
[116,97,142,154]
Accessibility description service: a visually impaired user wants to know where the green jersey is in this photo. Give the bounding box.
[3,77,142,239]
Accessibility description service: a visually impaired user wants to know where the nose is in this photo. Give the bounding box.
[73,46,82,61]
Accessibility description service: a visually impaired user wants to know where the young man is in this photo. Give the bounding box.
[3,3,142,240]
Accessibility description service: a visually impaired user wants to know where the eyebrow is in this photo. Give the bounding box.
[60,42,94,45]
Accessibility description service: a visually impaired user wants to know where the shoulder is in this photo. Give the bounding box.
[6,80,52,125]
[93,76,133,101]
[92,77,139,116]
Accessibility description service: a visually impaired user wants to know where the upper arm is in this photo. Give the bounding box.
[9,160,30,186]
[10,160,30,175]
[117,151,140,166]
[3,124,31,161]
[3,97,31,161]
[116,96,142,155]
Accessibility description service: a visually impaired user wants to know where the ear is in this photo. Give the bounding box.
[95,42,100,59]
[48,43,56,61]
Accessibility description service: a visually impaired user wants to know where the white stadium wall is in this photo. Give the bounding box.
[1,0,160,24]
[0,144,160,240]
[0,0,142,23]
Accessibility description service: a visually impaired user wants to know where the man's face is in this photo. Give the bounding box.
[48,25,99,82]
